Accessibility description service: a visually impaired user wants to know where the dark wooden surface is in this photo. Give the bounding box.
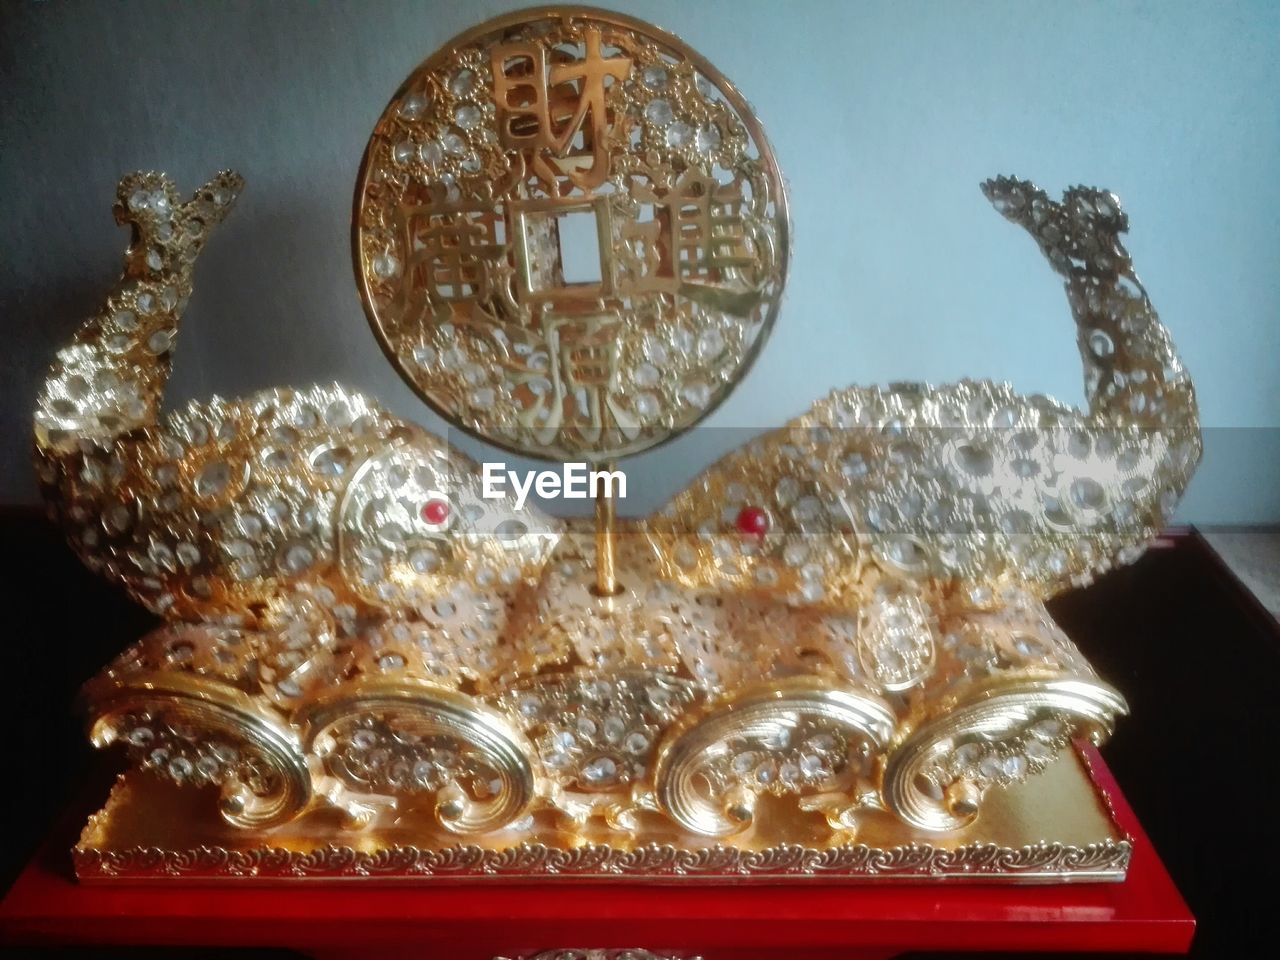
[0,508,1274,957]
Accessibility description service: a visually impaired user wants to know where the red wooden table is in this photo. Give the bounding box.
[0,746,1193,959]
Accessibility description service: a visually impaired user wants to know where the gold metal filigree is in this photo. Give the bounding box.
[73,744,1131,883]
[37,8,1200,864]
[353,7,789,461]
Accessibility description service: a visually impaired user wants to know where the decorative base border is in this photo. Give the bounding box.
[74,837,1130,883]
[74,743,1130,884]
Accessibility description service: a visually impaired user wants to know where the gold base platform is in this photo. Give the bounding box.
[74,744,1129,884]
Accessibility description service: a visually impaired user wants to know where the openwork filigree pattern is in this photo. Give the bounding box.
[354,9,788,460]
[42,8,1197,855]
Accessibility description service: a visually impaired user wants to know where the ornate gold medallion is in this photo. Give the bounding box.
[353,6,788,460]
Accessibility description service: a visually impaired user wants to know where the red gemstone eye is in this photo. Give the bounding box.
[421,499,450,525]
[735,505,770,537]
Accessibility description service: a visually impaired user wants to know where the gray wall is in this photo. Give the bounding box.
[3,0,1278,520]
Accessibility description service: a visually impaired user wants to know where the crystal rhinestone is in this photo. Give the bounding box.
[954,742,983,765]
[495,518,527,542]
[146,328,174,354]
[409,548,439,573]
[1069,476,1107,511]
[454,103,481,129]
[1025,739,1052,759]
[311,446,352,476]
[581,756,618,785]
[646,684,674,711]
[1088,329,1115,358]
[373,253,399,278]
[956,442,994,477]
[448,68,475,96]
[195,755,220,778]
[195,460,232,498]
[624,731,650,754]
[399,93,428,120]
[641,63,668,89]
[799,753,825,778]
[681,381,711,407]
[775,476,800,505]
[793,496,823,522]
[644,338,669,364]
[113,308,138,331]
[633,393,658,417]
[800,580,825,603]
[731,752,756,775]
[377,653,406,670]
[754,761,776,784]
[127,726,154,746]
[842,453,868,479]
[633,363,659,387]
[1003,755,1028,778]
[806,733,837,754]
[418,140,444,166]
[280,542,315,574]
[697,328,724,359]
[351,729,377,750]
[779,762,800,785]
[666,120,693,148]
[694,123,722,154]
[735,505,770,537]
[392,140,415,165]
[441,131,466,155]
[576,716,598,738]
[978,755,1005,779]
[551,730,576,752]
[1030,718,1064,741]
[644,99,674,124]
[603,715,626,742]
[167,756,193,781]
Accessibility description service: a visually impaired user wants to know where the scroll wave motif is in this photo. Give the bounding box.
[73,838,1130,881]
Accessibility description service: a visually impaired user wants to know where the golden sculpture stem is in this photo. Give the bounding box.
[594,461,620,597]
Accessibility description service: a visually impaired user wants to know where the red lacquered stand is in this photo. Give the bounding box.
[0,746,1192,959]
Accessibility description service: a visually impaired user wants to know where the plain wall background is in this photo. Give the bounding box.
[2,0,1277,520]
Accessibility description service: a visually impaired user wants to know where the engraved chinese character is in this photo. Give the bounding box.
[400,203,505,306]
[667,170,753,282]
[620,171,753,295]
[493,27,630,193]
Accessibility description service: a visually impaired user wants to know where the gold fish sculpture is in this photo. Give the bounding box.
[34,168,1198,838]
[35,7,1199,847]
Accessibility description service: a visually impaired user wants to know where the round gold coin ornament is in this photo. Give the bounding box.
[354,6,789,461]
